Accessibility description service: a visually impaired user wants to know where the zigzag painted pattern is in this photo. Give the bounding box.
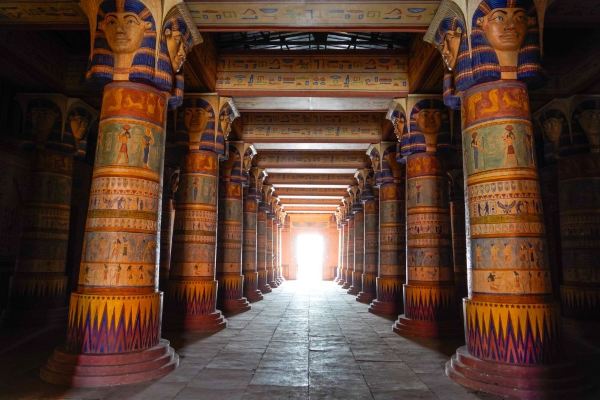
[166,280,217,315]
[66,293,161,354]
[465,300,560,365]
[376,277,403,303]
[404,285,456,321]
[219,275,244,300]
[560,285,600,318]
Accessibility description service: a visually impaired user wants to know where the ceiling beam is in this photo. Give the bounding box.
[256,151,369,169]
[267,173,355,186]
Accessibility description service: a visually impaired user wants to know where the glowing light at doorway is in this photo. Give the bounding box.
[296,233,324,283]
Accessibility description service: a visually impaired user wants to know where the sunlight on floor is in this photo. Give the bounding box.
[295,233,324,287]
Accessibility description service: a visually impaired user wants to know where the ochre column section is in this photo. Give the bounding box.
[342,214,354,290]
[348,204,364,295]
[281,216,291,280]
[257,201,271,293]
[42,82,178,386]
[559,153,600,320]
[243,186,263,302]
[358,189,378,304]
[165,149,226,331]
[446,80,584,396]
[217,166,251,314]
[266,213,278,288]
[6,149,73,326]
[394,152,460,338]
[369,163,405,317]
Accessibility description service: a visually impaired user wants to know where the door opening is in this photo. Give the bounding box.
[295,233,324,283]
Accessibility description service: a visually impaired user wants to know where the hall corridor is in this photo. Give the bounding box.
[1,281,495,400]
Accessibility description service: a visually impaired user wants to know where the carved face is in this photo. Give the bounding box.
[69,114,90,141]
[102,12,151,54]
[479,8,528,52]
[416,108,442,135]
[243,154,253,173]
[370,153,380,171]
[438,29,462,70]
[578,109,600,150]
[165,27,187,72]
[220,114,232,139]
[30,107,59,142]
[393,115,406,140]
[184,108,208,133]
[541,117,563,146]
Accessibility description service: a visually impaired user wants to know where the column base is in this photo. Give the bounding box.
[356,291,375,304]
[341,281,351,290]
[393,316,463,338]
[336,278,345,286]
[347,286,360,295]
[40,339,178,388]
[347,272,362,295]
[368,299,400,319]
[164,279,227,333]
[221,298,251,315]
[259,284,272,294]
[269,281,279,288]
[246,290,264,303]
[446,346,590,400]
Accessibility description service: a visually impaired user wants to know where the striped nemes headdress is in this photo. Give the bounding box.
[470,0,544,87]
[401,99,450,156]
[87,0,172,92]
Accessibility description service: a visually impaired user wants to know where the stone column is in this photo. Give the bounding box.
[216,142,250,314]
[334,209,343,284]
[257,184,272,294]
[368,143,405,317]
[165,95,236,332]
[264,187,278,289]
[243,168,263,302]
[337,203,349,286]
[158,163,180,291]
[42,0,203,385]
[342,208,354,290]
[5,95,96,327]
[429,3,585,395]
[281,215,291,280]
[558,96,600,320]
[348,185,364,295]
[358,174,378,304]
[273,207,283,285]
[394,98,459,338]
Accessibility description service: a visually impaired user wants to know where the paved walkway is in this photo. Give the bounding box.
[1,281,499,399]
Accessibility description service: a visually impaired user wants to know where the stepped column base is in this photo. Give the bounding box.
[446,346,590,400]
[393,317,462,338]
[41,339,178,388]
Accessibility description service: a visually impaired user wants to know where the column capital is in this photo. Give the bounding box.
[80,0,201,107]
[16,94,97,157]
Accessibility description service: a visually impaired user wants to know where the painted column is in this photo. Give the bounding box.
[368,143,405,317]
[358,175,378,304]
[273,207,283,285]
[336,208,347,286]
[348,185,364,295]
[158,163,179,291]
[334,209,343,283]
[243,168,263,302]
[264,187,278,289]
[164,95,235,332]
[257,183,272,294]
[216,142,250,314]
[429,3,585,396]
[281,215,291,280]
[558,96,600,320]
[42,0,203,386]
[342,208,355,290]
[5,96,96,327]
[394,98,459,338]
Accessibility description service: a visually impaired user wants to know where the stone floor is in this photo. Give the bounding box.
[0,281,597,400]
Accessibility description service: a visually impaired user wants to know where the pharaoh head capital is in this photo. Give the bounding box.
[541,116,563,149]
[183,107,210,146]
[393,114,406,141]
[416,108,442,152]
[577,109,600,153]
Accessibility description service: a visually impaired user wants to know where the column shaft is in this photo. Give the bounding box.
[165,149,226,331]
[243,187,262,302]
[342,216,354,289]
[394,152,460,337]
[217,178,250,314]
[369,179,405,317]
[348,209,364,295]
[257,207,271,293]
[358,196,378,303]
[266,215,278,288]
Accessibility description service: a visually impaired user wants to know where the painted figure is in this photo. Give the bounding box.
[502,125,517,166]
[141,127,154,168]
[116,124,132,164]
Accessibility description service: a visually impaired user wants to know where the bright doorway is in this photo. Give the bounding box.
[295,233,325,283]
